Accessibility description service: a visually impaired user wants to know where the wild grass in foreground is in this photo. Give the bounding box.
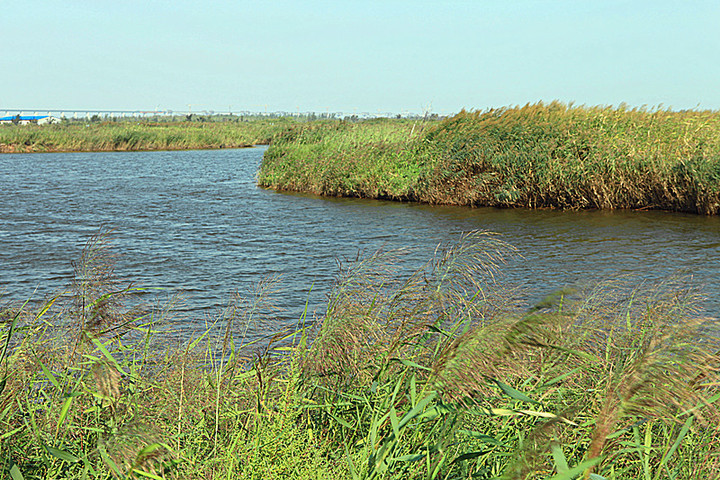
[259,103,720,214]
[1,230,719,479]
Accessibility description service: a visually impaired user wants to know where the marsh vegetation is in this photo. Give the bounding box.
[260,103,720,214]
[0,120,291,153]
[2,230,719,479]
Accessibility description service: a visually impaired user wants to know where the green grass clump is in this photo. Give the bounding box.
[259,103,720,214]
[0,119,294,153]
[2,229,719,479]
[260,118,429,199]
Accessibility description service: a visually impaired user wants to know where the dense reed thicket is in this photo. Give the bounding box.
[0,120,292,153]
[259,119,425,199]
[2,230,719,479]
[259,103,720,214]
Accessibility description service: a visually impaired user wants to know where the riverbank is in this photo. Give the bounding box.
[0,120,292,153]
[2,230,719,479]
[259,103,720,214]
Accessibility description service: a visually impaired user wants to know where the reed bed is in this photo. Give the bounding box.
[259,103,720,214]
[2,229,719,479]
[260,119,424,200]
[0,120,292,153]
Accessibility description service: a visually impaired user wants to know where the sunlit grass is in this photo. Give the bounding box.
[0,119,295,153]
[260,118,428,199]
[2,229,718,479]
[259,103,720,214]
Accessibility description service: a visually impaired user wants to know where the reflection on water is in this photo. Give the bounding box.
[1,147,718,339]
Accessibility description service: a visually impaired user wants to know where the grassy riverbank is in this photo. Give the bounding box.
[259,103,720,214]
[0,120,291,153]
[2,231,719,479]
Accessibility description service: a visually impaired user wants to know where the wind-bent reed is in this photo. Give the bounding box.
[1,229,718,479]
[259,103,720,214]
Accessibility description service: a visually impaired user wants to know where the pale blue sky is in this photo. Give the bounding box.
[2,0,719,114]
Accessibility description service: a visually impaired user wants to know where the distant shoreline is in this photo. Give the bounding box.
[0,120,288,154]
[0,142,265,154]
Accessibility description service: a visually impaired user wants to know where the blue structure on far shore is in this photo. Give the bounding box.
[0,115,58,125]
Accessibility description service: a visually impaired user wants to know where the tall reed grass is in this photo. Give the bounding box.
[2,229,719,479]
[260,118,424,199]
[259,103,720,214]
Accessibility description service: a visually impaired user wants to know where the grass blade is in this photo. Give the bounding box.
[545,457,602,480]
[46,445,80,463]
[494,379,539,404]
[551,444,570,474]
[9,464,24,480]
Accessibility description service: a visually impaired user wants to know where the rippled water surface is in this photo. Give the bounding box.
[2,147,718,337]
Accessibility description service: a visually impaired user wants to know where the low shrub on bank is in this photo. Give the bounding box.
[2,230,719,479]
[259,103,720,214]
